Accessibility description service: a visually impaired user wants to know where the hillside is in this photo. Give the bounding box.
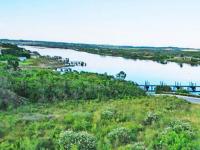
[0,43,200,150]
[1,97,200,149]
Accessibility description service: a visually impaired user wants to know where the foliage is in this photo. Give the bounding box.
[153,120,197,149]
[0,55,18,61]
[7,59,19,70]
[65,112,93,131]
[155,85,171,94]
[1,43,30,58]
[143,112,159,126]
[176,89,190,94]
[3,39,200,65]
[0,65,145,109]
[0,88,25,110]
[59,130,96,150]
[107,127,132,147]
[120,143,146,150]
[116,71,126,80]
[101,109,115,120]
[0,42,200,149]
[0,97,199,149]
[35,138,56,150]
[0,128,4,139]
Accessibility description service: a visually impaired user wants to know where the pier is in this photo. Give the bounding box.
[138,81,200,92]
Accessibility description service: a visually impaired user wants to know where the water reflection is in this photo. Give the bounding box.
[21,46,200,85]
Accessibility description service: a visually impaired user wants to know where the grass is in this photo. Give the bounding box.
[19,57,65,69]
[0,96,200,149]
[1,43,200,149]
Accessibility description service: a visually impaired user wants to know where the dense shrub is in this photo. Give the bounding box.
[101,108,117,120]
[155,85,171,94]
[36,138,56,150]
[0,55,18,61]
[0,88,25,110]
[65,112,93,131]
[153,120,197,149]
[1,69,145,104]
[131,142,146,150]
[0,129,4,138]
[101,110,115,120]
[143,112,159,126]
[107,127,132,147]
[168,120,195,137]
[1,46,30,58]
[59,130,96,150]
[176,89,189,94]
[121,142,146,150]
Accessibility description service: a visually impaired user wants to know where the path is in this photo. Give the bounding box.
[175,95,200,104]
[155,94,200,104]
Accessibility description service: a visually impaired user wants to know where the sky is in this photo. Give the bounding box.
[0,0,200,48]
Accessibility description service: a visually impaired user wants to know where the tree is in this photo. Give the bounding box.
[7,60,19,71]
[116,71,126,80]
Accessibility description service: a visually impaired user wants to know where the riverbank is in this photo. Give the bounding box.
[19,45,200,86]
[1,39,200,65]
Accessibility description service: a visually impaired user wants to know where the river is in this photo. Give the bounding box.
[21,46,200,85]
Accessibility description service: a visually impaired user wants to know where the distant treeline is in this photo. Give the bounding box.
[0,43,30,60]
[1,39,200,65]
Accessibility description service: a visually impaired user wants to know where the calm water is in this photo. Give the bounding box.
[21,46,200,85]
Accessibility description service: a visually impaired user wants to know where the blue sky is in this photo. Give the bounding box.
[0,0,200,48]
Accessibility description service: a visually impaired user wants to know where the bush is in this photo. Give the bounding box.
[101,110,115,120]
[153,120,197,149]
[59,130,96,150]
[101,108,116,120]
[6,70,145,104]
[65,112,93,131]
[0,129,4,138]
[155,85,171,94]
[0,88,25,110]
[107,127,131,147]
[121,142,146,150]
[36,138,56,150]
[168,120,195,137]
[176,89,189,94]
[131,142,146,150]
[143,112,159,126]
[1,46,30,58]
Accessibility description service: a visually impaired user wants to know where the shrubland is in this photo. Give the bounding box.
[0,97,200,149]
[1,43,200,150]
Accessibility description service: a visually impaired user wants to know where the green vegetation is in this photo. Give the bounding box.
[2,39,200,65]
[19,57,66,69]
[176,89,190,94]
[155,85,172,94]
[0,43,30,58]
[0,43,144,110]
[1,42,200,149]
[0,97,200,149]
[59,130,96,150]
[0,65,145,110]
[0,55,18,61]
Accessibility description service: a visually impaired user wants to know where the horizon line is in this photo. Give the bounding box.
[0,38,199,50]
